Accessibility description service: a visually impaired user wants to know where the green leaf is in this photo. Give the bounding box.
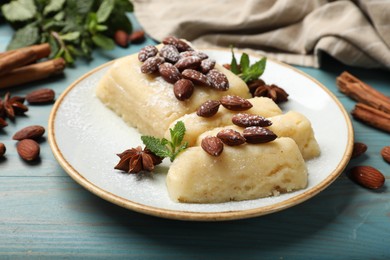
[141,136,171,159]
[170,121,186,147]
[96,24,108,32]
[92,33,115,50]
[7,25,39,50]
[240,53,250,72]
[114,0,133,12]
[60,31,80,42]
[241,57,267,82]
[1,0,36,22]
[230,46,240,75]
[43,0,66,15]
[97,0,115,23]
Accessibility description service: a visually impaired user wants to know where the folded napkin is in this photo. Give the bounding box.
[133,0,390,69]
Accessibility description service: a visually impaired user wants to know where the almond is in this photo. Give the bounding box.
[17,139,40,161]
[13,125,45,141]
[128,30,145,43]
[158,63,182,84]
[162,36,193,52]
[217,129,246,146]
[114,30,129,47]
[175,56,202,71]
[180,51,208,60]
[160,45,180,63]
[200,59,216,74]
[0,142,5,157]
[196,100,221,117]
[232,113,272,127]
[207,69,229,91]
[182,69,209,86]
[141,57,164,74]
[201,136,224,156]
[381,146,390,163]
[26,88,55,104]
[138,45,158,62]
[220,95,253,111]
[348,166,385,189]
[173,79,194,101]
[243,126,277,144]
[351,142,367,159]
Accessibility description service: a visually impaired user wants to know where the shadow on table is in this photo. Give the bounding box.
[93,174,365,258]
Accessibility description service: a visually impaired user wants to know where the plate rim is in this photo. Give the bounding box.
[48,48,354,221]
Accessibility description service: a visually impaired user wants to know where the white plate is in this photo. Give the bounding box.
[48,49,353,221]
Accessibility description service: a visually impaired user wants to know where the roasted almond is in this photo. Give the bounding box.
[197,100,221,117]
[138,45,158,62]
[160,44,180,63]
[180,51,208,60]
[13,125,45,141]
[158,63,182,84]
[26,88,55,104]
[173,79,194,101]
[207,69,229,91]
[128,30,145,43]
[217,129,246,146]
[141,56,164,74]
[348,166,385,189]
[232,113,272,127]
[114,30,129,47]
[200,59,216,74]
[0,142,5,157]
[220,95,253,111]
[243,126,277,144]
[381,146,390,163]
[175,56,202,71]
[182,69,209,86]
[351,142,367,159]
[17,139,40,161]
[201,136,224,156]
[162,36,193,52]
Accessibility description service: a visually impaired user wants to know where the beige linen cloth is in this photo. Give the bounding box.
[133,0,390,69]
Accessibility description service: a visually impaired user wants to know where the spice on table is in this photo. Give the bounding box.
[351,103,390,133]
[351,142,367,159]
[381,146,390,164]
[26,88,55,104]
[348,166,385,190]
[16,139,40,161]
[0,143,5,157]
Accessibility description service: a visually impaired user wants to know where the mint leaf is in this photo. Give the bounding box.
[230,46,240,74]
[97,0,115,23]
[241,57,267,82]
[1,0,36,22]
[141,121,188,162]
[44,0,66,15]
[141,136,171,158]
[7,25,39,50]
[240,53,250,72]
[92,34,115,50]
[60,31,80,42]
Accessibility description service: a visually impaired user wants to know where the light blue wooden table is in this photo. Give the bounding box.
[1,15,389,259]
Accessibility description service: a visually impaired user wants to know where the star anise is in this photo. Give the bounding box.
[114,146,163,173]
[1,92,28,120]
[253,84,289,104]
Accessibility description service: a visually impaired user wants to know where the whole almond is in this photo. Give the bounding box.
[173,79,194,101]
[200,59,216,74]
[381,146,390,163]
[197,100,221,117]
[17,139,40,161]
[232,113,272,127]
[201,136,224,156]
[0,143,5,157]
[141,56,164,74]
[180,51,208,60]
[182,69,209,86]
[158,63,182,84]
[160,45,180,63]
[243,126,277,144]
[26,88,55,104]
[348,166,385,189]
[13,125,45,140]
[175,56,202,71]
[351,142,367,159]
[207,69,229,91]
[162,36,193,52]
[138,45,158,62]
[217,129,246,146]
[114,30,129,47]
[220,95,253,111]
[128,30,145,43]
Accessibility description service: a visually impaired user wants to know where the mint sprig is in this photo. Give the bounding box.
[141,121,188,162]
[230,46,267,83]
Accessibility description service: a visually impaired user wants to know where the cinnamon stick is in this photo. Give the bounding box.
[0,43,51,76]
[337,71,390,114]
[351,103,390,133]
[0,58,65,89]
